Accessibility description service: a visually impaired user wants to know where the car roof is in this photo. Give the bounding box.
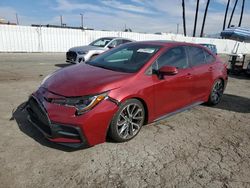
[99,37,135,41]
[131,40,202,47]
[199,43,216,46]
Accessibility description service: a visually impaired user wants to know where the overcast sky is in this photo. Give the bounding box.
[0,0,249,35]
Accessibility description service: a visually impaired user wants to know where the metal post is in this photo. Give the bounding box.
[80,13,84,28]
[182,0,187,36]
[16,13,19,25]
[193,0,200,37]
[223,0,230,30]
[228,0,239,28]
[200,0,210,37]
[60,15,63,27]
[238,0,245,27]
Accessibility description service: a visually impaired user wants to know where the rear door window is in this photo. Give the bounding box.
[90,38,112,47]
[188,46,206,67]
[109,39,126,47]
[122,39,132,44]
[109,40,118,47]
[204,50,216,64]
[116,39,124,46]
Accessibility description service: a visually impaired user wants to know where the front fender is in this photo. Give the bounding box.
[108,87,155,123]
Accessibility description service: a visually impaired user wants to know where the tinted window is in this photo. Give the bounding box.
[188,47,205,67]
[154,46,188,70]
[204,50,216,64]
[116,39,124,46]
[89,38,113,47]
[87,43,161,73]
[200,43,217,54]
[123,39,132,44]
[109,39,124,47]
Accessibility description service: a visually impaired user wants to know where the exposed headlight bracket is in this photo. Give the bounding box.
[48,92,109,115]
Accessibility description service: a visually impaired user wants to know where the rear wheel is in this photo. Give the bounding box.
[109,99,145,142]
[246,62,250,76]
[207,79,224,106]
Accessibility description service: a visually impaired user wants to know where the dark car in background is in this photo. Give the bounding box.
[200,43,218,55]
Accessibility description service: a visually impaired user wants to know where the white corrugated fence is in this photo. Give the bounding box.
[0,25,250,54]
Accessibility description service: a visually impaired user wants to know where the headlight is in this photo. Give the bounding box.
[50,92,108,115]
[77,51,87,55]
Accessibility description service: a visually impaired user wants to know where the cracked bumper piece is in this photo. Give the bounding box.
[27,96,88,148]
[26,89,119,147]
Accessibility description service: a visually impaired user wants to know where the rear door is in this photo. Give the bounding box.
[187,46,215,102]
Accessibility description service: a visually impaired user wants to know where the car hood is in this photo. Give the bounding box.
[69,45,106,52]
[42,64,132,97]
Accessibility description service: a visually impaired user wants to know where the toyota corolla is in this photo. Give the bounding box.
[27,41,228,147]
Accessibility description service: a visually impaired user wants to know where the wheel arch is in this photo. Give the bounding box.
[216,77,226,90]
[132,97,149,125]
[118,96,149,125]
[105,96,149,141]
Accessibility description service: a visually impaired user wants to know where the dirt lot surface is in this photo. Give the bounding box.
[0,53,249,188]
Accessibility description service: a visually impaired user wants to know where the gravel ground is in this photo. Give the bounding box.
[0,53,249,188]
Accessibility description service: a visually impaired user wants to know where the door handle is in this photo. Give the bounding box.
[186,73,192,79]
[209,67,214,71]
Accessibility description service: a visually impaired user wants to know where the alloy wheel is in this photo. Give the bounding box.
[211,80,224,104]
[116,103,144,139]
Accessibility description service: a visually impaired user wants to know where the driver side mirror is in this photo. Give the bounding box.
[159,65,178,75]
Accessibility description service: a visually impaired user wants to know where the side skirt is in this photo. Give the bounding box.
[153,101,204,122]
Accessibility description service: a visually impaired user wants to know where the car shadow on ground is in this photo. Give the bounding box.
[11,93,249,151]
[228,73,250,80]
[11,102,86,152]
[212,94,250,113]
[54,63,73,68]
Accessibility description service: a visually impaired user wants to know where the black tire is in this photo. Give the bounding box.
[109,99,145,142]
[246,62,250,77]
[207,79,224,106]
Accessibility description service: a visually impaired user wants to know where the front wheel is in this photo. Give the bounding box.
[207,79,224,106]
[109,99,145,142]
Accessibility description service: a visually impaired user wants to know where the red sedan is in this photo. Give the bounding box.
[27,41,228,147]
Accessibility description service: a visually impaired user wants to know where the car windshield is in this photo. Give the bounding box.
[86,43,161,73]
[89,38,113,47]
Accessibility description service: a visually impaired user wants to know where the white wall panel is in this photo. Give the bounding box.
[0,25,250,54]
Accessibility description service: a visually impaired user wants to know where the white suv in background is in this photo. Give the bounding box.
[66,37,134,64]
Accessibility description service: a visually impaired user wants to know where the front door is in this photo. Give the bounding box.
[152,46,193,119]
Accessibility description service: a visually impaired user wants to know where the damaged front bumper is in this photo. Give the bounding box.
[27,96,88,148]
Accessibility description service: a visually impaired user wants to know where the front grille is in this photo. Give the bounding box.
[28,97,51,135]
[66,51,77,61]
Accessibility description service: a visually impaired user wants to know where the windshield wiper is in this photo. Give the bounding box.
[94,64,114,70]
